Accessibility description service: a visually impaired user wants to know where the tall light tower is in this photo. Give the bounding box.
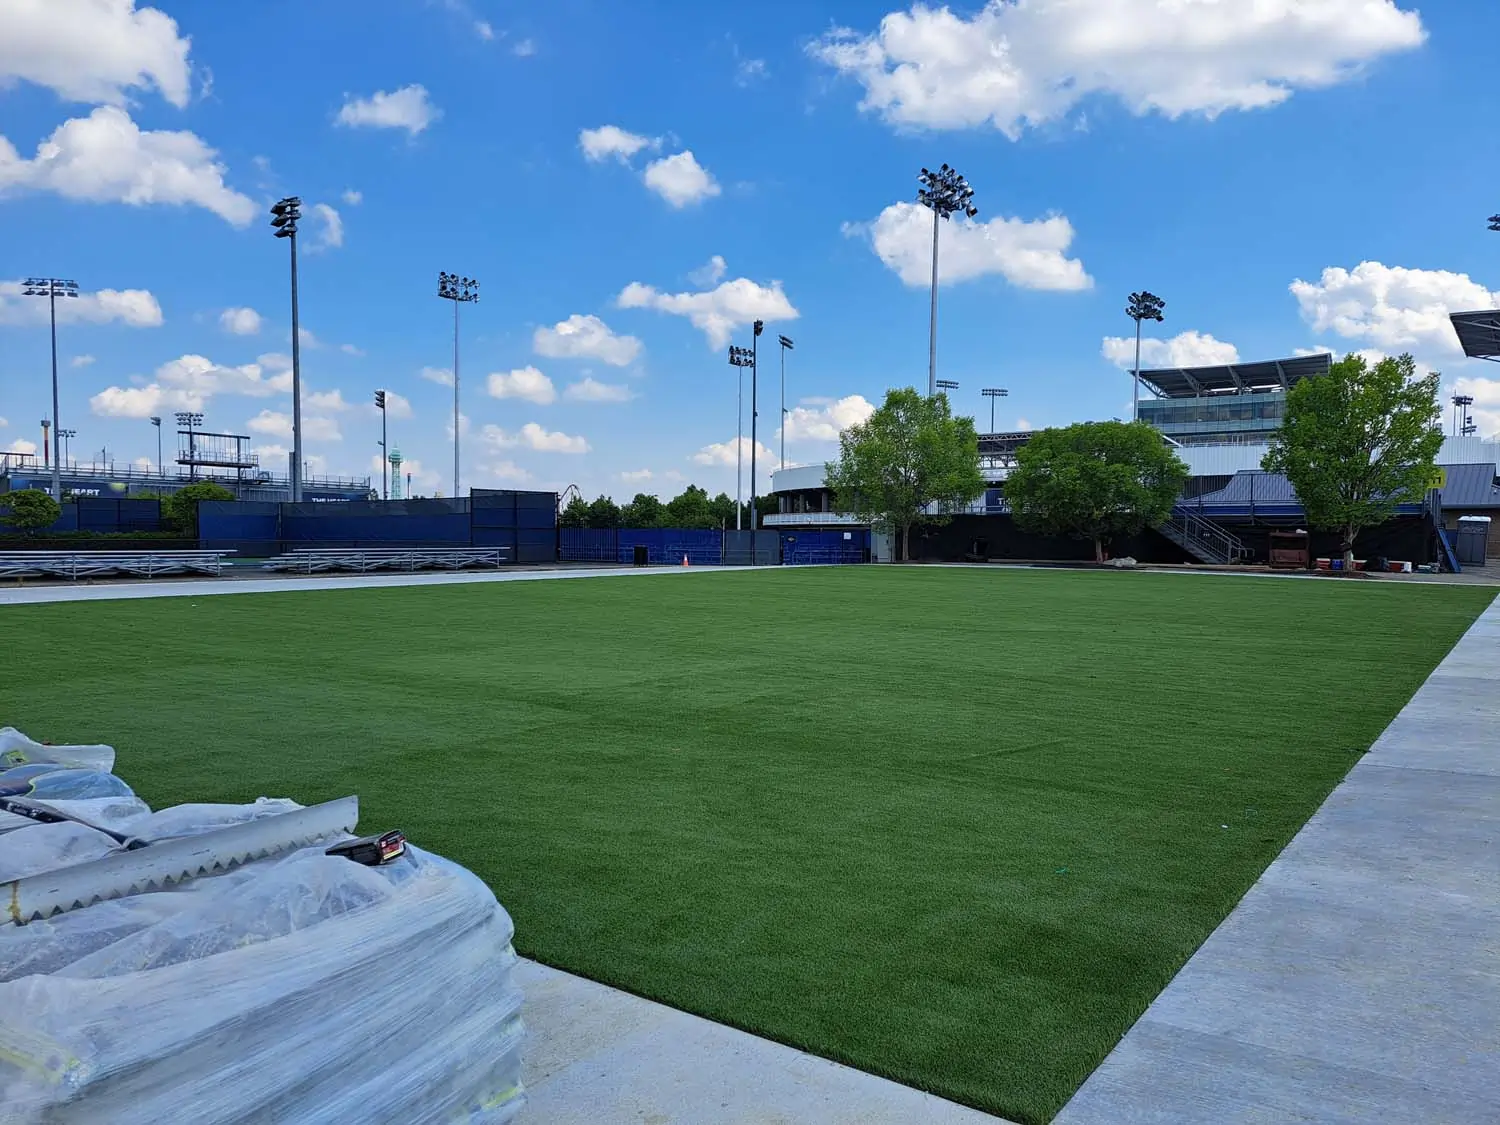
[22,277,78,499]
[1452,393,1475,437]
[374,390,389,499]
[916,164,977,398]
[174,410,203,481]
[270,197,304,501]
[749,319,764,530]
[437,272,479,500]
[981,387,1008,432]
[936,379,959,396]
[728,344,754,529]
[1126,291,1166,422]
[389,447,404,499]
[58,428,76,467]
[777,334,795,472]
[150,416,163,477]
[1489,213,1500,233]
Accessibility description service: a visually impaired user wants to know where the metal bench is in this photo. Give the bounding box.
[0,550,235,580]
[261,547,513,574]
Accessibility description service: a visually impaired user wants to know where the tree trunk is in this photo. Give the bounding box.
[901,523,911,562]
[1343,525,1356,572]
[1094,536,1104,563]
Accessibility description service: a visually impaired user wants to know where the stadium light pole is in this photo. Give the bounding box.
[58,428,76,466]
[22,277,78,499]
[981,387,1008,432]
[270,198,304,502]
[917,164,977,398]
[1489,213,1500,233]
[174,410,202,482]
[437,272,479,499]
[1126,291,1166,423]
[374,390,389,499]
[150,416,163,477]
[778,334,794,472]
[728,344,755,529]
[936,378,959,398]
[750,319,764,531]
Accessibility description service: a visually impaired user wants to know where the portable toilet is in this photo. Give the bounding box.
[1455,516,1491,567]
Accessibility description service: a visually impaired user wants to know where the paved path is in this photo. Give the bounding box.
[1056,594,1500,1125]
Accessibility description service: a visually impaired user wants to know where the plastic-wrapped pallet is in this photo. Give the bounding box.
[0,730,525,1125]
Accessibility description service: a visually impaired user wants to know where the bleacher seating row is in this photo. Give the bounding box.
[0,550,234,580]
[261,547,513,574]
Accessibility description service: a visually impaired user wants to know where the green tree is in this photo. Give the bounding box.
[1005,421,1189,563]
[1,488,62,534]
[621,492,665,528]
[665,485,714,528]
[707,491,737,529]
[585,495,622,529]
[161,481,235,535]
[825,387,985,561]
[1262,352,1442,569]
[559,494,590,528]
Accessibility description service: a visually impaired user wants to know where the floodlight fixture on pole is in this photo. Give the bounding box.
[150,416,163,477]
[1126,290,1166,422]
[777,334,794,472]
[750,320,764,531]
[917,163,977,398]
[374,390,389,499]
[270,197,304,501]
[1489,214,1500,233]
[437,271,479,500]
[728,344,755,530]
[174,410,203,481]
[1452,393,1475,437]
[936,379,959,392]
[23,276,79,499]
[981,387,1009,432]
[58,429,76,466]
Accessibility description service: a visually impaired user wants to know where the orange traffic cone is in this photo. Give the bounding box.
[681,554,690,567]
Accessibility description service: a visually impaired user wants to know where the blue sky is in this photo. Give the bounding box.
[2,0,1498,500]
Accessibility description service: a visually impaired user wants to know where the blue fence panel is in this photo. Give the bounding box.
[281,499,471,546]
[617,527,723,565]
[779,528,869,565]
[198,500,279,555]
[558,528,617,561]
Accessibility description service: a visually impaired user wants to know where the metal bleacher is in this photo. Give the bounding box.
[0,550,234,580]
[261,546,514,574]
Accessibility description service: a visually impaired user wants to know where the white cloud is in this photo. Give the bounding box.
[0,280,163,326]
[71,354,95,367]
[341,188,362,205]
[298,326,320,348]
[565,377,633,403]
[693,436,776,467]
[336,85,440,136]
[219,306,262,335]
[811,0,1426,136]
[579,125,655,164]
[88,352,293,418]
[446,412,471,441]
[475,20,495,41]
[782,394,876,442]
[689,255,728,287]
[340,343,365,356]
[9,439,38,456]
[307,389,350,411]
[1290,261,1499,355]
[533,314,642,366]
[853,201,1091,291]
[420,365,454,386]
[735,58,768,87]
[310,202,343,251]
[643,150,720,208]
[1101,330,1241,370]
[1451,375,1500,439]
[89,383,197,418]
[247,410,341,442]
[621,468,653,483]
[482,422,589,454]
[375,390,413,420]
[512,38,536,58]
[1017,417,1032,430]
[0,106,256,225]
[480,460,534,483]
[0,0,193,108]
[487,366,557,405]
[617,276,798,349]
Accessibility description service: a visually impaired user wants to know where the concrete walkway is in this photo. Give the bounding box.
[1056,594,1500,1124]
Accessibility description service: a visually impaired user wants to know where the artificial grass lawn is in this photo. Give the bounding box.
[3,568,1492,1123]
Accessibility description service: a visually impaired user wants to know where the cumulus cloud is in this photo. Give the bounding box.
[579,125,655,163]
[340,343,365,356]
[487,366,557,405]
[482,422,589,454]
[88,352,292,418]
[336,85,440,135]
[71,354,95,367]
[735,58,768,87]
[617,275,798,349]
[341,188,362,205]
[1290,261,1499,355]
[689,255,728,287]
[0,280,163,327]
[512,38,536,58]
[852,201,1091,290]
[564,377,633,403]
[693,436,776,467]
[642,150,720,207]
[1451,374,1500,439]
[533,314,642,366]
[420,365,454,386]
[306,389,350,411]
[0,106,256,225]
[1101,330,1241,370]
[220,306,262,335]
[0,0,193,108]
[247,410,342,442]
[9,439,38,456]
[811,0,1426,136]
[369,389,412,419]
[620,468,654,483]
[782,394,876,442]
[310,202,343,251]
[480,460,534,484]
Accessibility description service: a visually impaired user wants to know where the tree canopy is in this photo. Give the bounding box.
[162,481,235,535]
[1005,421,1189,562]
[585,495,621,529]
[559,494,590,528]
[1262,351,1442,566]
[0,488,61,534]
[621,492,665,528]
[665,484,714,529]
[825,387,985,560]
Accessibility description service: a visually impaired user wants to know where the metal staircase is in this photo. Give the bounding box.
[1160,505,1251,565]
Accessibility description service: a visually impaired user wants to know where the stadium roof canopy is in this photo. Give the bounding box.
[1138,352,1332,399]
[1450,309,1500,362]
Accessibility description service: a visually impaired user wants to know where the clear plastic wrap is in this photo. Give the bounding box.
[0,733,525,1125]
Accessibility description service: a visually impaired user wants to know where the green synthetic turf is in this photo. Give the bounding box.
[3,568,1491,1123]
